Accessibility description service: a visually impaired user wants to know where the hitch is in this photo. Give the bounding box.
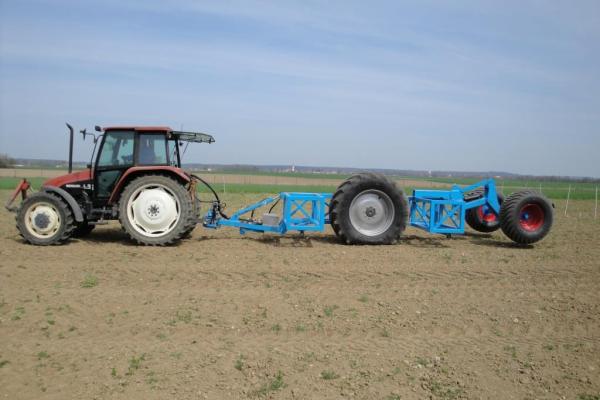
[5,179,31,212]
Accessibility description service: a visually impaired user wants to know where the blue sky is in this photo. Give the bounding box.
[1,0,599,177]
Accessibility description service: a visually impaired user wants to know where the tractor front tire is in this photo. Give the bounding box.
[16,192,75,245]
[499,190,553,245]
[118,175,194,245]
[465,193,504,233]
[330,172,408,245]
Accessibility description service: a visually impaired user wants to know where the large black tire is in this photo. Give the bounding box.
[118,175,194,245]
[330,172,408,245]
[15,192,75,245]
[465,192,504,233]
[500,190,553,245]
[181,196,201,238]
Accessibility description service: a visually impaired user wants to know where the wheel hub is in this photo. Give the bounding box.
[519,203,544,232]
[349,190,395,236]
[34,213,51,229]
[127,185,180,237]
[365,206,376,218]
[25,202,61,238]
[146,203,161,218]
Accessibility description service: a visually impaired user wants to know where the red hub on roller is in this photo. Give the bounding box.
[519,204,544,232]
[476,206,498,223]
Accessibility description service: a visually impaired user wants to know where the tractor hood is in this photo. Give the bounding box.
[43,169,92,188]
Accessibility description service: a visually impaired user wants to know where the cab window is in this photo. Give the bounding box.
[97,132,134,167]
[138,134,167,165]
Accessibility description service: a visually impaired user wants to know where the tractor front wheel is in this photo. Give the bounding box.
[16,192,75,245]
[118,175,194,245]
[499,190,553,245]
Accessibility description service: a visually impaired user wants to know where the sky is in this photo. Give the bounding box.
[0,0,599,177]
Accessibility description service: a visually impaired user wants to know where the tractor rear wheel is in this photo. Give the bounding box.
[499,190,553,245]
[118,175,194,245]
[330,172,407,245]
[16,192,75,245]
[465,193,504,233]
[181,196,201,238]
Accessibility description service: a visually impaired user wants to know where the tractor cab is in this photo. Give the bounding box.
[93,126,214,203]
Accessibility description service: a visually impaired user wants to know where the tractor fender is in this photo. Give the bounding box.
[108,166,191,205]
[41,186,85,223]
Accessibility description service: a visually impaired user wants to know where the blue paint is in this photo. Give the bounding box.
[203,179,501,237]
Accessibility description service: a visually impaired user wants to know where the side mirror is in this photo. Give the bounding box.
[95,125,102,132]
[86,163,92,169]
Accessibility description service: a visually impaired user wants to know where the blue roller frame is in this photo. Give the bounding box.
[203,192,332,235]
[202,179,501,237]
[409,179,500,235]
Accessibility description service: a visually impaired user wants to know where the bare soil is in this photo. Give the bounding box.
[0,192,599,400]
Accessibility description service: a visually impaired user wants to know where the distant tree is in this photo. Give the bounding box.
[0,153,15,168]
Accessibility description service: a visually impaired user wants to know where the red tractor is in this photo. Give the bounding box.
[6,125,214,245]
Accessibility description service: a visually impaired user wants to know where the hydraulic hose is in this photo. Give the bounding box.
[190,174,229,219]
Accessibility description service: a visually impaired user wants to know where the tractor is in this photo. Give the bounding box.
[5,124,554,246]
[6,124,214,245]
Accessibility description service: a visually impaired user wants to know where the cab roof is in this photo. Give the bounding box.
[102,126,215,143]
[104,126,172,132]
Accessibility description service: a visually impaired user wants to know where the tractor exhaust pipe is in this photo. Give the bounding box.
[66,123,74,173]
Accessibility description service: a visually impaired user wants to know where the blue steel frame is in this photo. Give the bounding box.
[202,179,501,237]
[409,179,500,235]
[203,192,332,235]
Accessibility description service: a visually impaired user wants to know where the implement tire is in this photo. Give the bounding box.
[330,172,407,245]
[465,193,504,233]
[500,190,553,245]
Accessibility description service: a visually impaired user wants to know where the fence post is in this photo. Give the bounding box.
[595,186,598,219]
[564,185,571,216]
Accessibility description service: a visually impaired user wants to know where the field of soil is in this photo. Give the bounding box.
[1,191,599,399]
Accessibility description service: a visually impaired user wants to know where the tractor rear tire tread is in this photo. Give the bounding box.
[118,174,194,246]
[181,195,201,239]
[15,192,75,245]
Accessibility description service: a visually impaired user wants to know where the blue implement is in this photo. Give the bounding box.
[203,192,332,235]
[202,179,501,237]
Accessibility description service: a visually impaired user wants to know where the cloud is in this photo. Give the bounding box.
[1,0,599,176]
